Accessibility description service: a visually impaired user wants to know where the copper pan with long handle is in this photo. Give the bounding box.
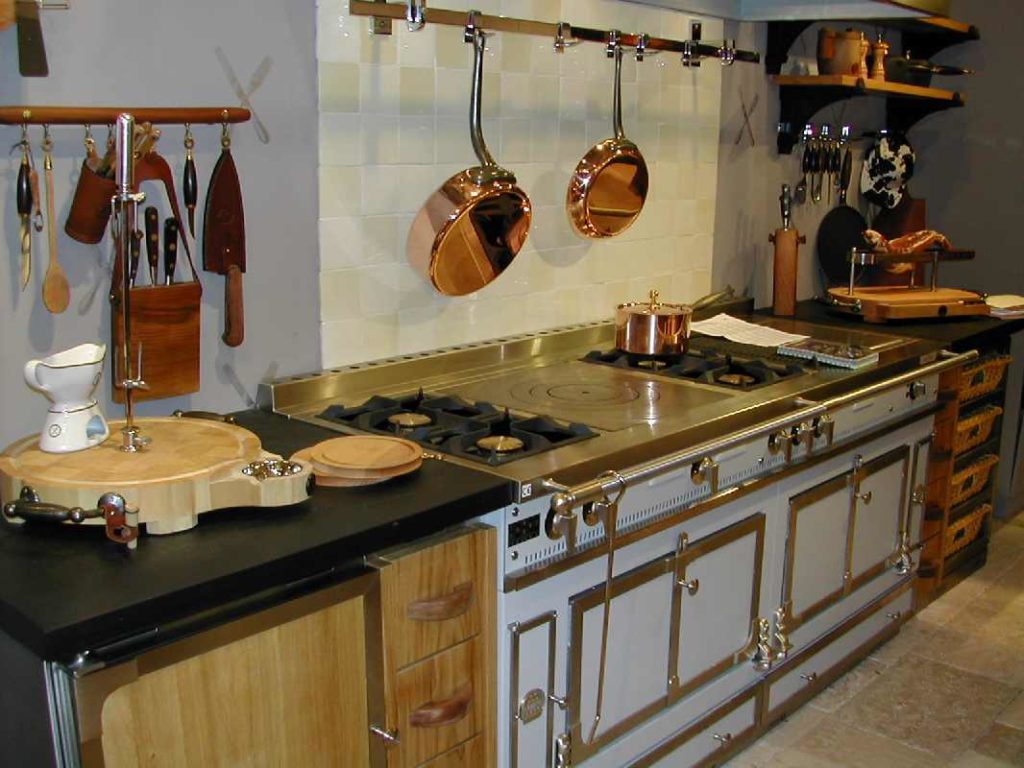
[407,20,531,296]
[567,33,649,239]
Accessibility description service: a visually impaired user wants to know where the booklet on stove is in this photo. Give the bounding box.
[777,338,880,369]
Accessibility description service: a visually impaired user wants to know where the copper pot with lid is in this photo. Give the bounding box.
[407,20,531,296]
[615,289,692,356]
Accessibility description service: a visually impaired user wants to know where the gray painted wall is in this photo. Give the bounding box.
[0,0,319,448]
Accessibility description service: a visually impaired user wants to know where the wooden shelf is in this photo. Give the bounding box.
[765,15,979,76]
[774,75,965,153]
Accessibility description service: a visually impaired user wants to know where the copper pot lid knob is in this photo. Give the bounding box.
[649,289,660,308]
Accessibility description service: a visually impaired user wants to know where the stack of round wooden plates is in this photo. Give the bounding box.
[291,435,423,487]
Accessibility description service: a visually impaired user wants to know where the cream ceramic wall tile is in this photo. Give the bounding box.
[361,165,400,215]
[320,217,362,271]
[398,116,435,164]
[362,115,398,165]
[500,119,531,164]
[361,36,396,66]
[398,24,437,67]
[559,77,586,122]
[501,34,532,73]
[530,121,559,163]
[500,73,533,119]
[398,165,439,213]
[435,69,466,116]
[435,116,469,163]
[320,62,360,112]
[399,67,435,115]
[360,64,399,114]
[361,215,401,265]
[435,26,471,70]
[320,113,363,166]
[320,166,362,217]
[529,76,560,117]
[318,0,361,64]
[322,315,399,368]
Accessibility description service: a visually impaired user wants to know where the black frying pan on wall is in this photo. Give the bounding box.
[817,148,867,285]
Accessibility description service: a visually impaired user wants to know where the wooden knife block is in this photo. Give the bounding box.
[111,282,201,403]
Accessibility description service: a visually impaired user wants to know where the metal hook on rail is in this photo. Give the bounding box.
[464,9,479,43]
[406,0,425,31]
[719,39,737,65]
[606,29,621,59]
[635,33,661,62]
[553,21,578,53]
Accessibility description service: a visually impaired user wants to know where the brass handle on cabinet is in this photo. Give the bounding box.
[713,732,733,745]
[409,683,473,728]
[679,578,700,596]
[406,582,474,622]
[858,491,873,504]
[369,724,400,746]
[800,672,818,682]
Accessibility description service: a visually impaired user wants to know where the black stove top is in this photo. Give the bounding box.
[582,338,809,390]
[318,390,598,465]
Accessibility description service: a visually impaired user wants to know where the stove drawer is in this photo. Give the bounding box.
[377,527,490,668]
[633,688,760,768]
[765,584,912,722]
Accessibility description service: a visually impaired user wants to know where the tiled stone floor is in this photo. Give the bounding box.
[727,515,1024,768]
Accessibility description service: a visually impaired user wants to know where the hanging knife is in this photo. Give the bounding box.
[183,125,198,238]
[14,0,48,77]
[16,144,32,290]
[163,218,178,285]
[144,206,160,285]
[129,230,141,287]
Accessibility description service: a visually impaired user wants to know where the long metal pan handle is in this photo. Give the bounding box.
[467,22,497,169]
[820,350,978,410]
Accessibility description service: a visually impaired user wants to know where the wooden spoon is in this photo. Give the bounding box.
[41,140,70,314]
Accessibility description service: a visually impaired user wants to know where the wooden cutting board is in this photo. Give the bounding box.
[293,438,423,487]
[0,418,311,534]
[827,286,990,323]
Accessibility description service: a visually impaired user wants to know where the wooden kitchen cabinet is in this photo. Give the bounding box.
[74,573,388,768]
[373,525,496,768]
[55,525,496,768]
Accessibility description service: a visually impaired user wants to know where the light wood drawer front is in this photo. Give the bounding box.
[382,528,489,668]
[394,637,481,768]
[419,734,484,767]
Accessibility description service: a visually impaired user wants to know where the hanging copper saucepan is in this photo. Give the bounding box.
[567,32,649,239]
[407,20,531,296]
[615,289,692,356]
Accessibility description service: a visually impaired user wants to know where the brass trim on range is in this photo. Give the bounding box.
[669,514,766,699]
[505,404,941,593]
[629,685,765,768]
[70,572,387,768]
[762,581,913,726]
[566,514,766,763]
[783,470,853,629]
[783,445,911,633]
[567,552,676,763]
[508,611,557,768]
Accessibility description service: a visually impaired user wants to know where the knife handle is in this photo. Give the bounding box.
[16,159,32,216]
[163,218,178,285]
[223,262,245,347]
[129,230,141,286]
[144,206,159,284]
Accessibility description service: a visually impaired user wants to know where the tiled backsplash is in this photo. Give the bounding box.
[317,0,723,367]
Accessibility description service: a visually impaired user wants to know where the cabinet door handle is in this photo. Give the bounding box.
[407,582,474,622]
[713,732,733,745]
[410,683,474,728]
[858,491,873,504]
[800,672,818,682]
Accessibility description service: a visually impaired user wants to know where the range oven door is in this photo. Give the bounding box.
[564,513,766,764]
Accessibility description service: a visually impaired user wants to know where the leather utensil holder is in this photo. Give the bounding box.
[111,281,201,403]
[65,160,116,244]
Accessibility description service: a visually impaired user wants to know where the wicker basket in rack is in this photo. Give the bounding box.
[959,356,1012,403]
[945,503,991,557]
[950,454,1000,507]
[954,406,1003,456]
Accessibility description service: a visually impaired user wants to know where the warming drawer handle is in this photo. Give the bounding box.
[409,683,474,728]
[407,582,474,622]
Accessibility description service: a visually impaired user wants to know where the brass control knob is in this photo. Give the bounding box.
[907,380,927,400]
[767,429,789,455]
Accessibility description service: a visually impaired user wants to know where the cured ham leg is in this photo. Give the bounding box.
[863,229,952,255]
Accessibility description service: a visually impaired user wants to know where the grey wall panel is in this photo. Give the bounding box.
[0,0,319,449]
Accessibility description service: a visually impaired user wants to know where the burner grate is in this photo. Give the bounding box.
[318,391,597,465]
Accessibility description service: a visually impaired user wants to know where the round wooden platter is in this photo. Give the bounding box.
[310,435,422,472]
[292,440,423,488]
[0,418,311,534]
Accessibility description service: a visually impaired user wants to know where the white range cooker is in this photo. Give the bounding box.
[260,317,974,767]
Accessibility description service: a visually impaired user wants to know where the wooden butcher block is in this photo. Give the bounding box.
[827,286,990,323]
[0,417,311,534]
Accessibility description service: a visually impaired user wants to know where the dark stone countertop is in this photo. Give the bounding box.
[0,411,513,661]
[764,300,1024,351]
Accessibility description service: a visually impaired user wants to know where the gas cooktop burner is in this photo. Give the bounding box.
[318,390,597,465]
[582,343,809,390]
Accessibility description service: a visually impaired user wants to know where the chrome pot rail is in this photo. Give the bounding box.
[350,1,760,66]
[545,349,978,521]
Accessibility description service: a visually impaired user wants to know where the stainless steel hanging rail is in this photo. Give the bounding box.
[349,1,760,64]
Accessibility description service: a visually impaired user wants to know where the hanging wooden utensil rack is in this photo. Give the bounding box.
[349,0,760,65]
[0,106,250,126]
